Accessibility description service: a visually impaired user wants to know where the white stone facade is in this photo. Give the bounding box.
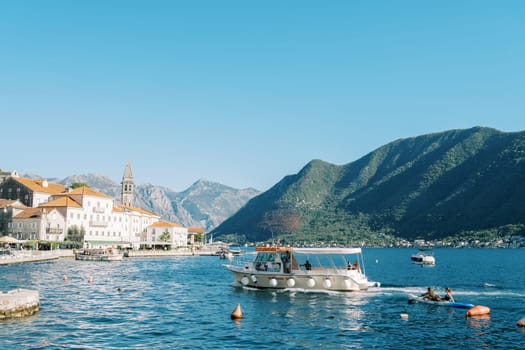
[10,208,66,242]
[1,169,203,250]
[143,221,189,248]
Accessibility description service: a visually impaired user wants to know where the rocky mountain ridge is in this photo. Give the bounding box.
[41,174,259,232]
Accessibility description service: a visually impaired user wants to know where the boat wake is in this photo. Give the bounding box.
[368,286,525,298]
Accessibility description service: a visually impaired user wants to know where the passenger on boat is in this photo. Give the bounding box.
[353,261,360,272]
[443,287,454,302]
[421,287,441,301]
[347,262,352,270]
[282,251,291,273]
[304,260,312,270]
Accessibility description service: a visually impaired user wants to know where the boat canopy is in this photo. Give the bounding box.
[292,248,362,255]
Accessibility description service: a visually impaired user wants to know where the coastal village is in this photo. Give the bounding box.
[0,162,217,319]
[0,162,208,258]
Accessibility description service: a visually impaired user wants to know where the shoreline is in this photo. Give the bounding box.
[0,248,220,265]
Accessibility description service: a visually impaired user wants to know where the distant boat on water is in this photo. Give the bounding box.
[411,249,435,266]
[74,248,124,262]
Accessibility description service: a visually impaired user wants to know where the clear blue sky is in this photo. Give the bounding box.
[1,1,524,191]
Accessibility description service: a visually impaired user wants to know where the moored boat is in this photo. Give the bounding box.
[224,246,379,292]
[74,247,124,261]
[217,246,243,260]
[411,249,435,265]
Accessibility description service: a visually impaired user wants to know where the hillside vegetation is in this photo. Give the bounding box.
[212,127,525,244]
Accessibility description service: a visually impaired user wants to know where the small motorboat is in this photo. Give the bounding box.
[224,246,380,292]
[408,294,474,309]
[411,249,435,265]
[217,247,241,260]
[74,248,124,261]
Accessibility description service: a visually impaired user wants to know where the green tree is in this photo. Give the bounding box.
[67,225,85,242]
[159,230,171,243]
[71,182,89,189]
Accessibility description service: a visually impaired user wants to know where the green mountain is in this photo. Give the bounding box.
[211,127,525,244]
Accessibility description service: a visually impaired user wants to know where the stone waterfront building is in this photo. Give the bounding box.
[0,163,198,250]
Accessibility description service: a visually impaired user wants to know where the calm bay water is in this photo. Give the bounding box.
[1,248,525,349]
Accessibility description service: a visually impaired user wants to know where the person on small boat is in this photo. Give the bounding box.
[443,287,454,302]
[421,287,441,301]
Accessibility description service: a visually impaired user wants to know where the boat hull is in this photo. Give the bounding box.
[408,294,474,309]
[75,254,123,261]
[410,256,435,265]
[411,249,435,265]
[225,265,372,292]
[74,249,124,261]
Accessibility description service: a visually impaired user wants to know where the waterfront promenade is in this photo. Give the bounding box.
[0,250,68,265]
[0,246,218,265]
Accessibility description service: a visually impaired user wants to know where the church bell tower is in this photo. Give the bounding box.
[121,161,134,207]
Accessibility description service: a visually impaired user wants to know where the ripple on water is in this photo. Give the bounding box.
[1,250,525,349]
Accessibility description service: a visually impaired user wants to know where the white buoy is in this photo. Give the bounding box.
[343,279,352,289]
[241,276,249,285]
[269,278,278,287]
[307,278,316,288]
[323,278,332,289]
[250,275,257,283]
[286,278,296,288]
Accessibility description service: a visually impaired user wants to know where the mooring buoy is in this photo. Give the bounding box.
[231,303,243,320]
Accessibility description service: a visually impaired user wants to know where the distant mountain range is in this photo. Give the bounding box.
[39,174,260,232]
[211,127,525,244]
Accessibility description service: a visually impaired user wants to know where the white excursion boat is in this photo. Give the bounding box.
[224,246,379,292]
[74,248,124,261]
[410,249,435,266]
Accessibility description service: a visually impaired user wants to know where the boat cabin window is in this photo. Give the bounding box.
[254,252,282,272]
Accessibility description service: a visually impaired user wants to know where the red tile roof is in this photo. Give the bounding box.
[14,177,66,194]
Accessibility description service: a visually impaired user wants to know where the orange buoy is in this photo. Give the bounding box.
[87,276,93,283]
[63,275,68,281]
[466,305,490,317]
[230,303,243,320]
[517,317,525,327]
[400,313,408,319]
